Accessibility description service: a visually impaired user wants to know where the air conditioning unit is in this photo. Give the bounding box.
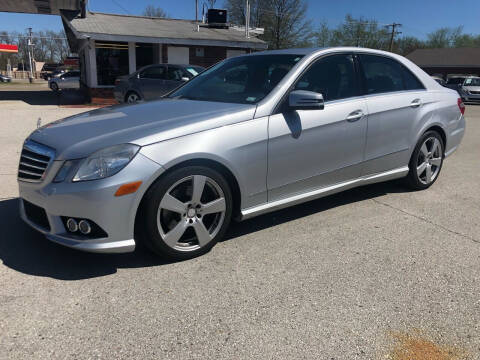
[207,9,227,25]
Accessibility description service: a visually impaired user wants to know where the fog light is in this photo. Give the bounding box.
[78,220,92,235]
[66,218,78,232]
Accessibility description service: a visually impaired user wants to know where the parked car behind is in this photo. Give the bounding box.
[44,68,69,81]
[0,74,12,83]
[18,48,465,260]
[431,76,446,87]
[48,70,80,91]
[41,63,63,80]
[445,76,466,91]
[457,77,480,103]
[114,64,205,103]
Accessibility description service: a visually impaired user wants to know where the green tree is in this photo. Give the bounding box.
[395,36,426,56]
[426,26,463,48]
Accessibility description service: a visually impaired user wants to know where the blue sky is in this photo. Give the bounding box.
[1,0,479,39]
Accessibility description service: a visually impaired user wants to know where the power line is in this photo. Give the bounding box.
[110,0,130,15]
[0,34,67,40]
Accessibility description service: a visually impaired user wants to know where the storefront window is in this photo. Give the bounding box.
[136,43,155,70]
[95,41,129,85]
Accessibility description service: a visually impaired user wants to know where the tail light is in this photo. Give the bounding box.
[114,79,121,86]
[458,98,465,115]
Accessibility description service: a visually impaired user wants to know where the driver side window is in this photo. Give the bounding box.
[294,54,360,102]
[141,66,166,80]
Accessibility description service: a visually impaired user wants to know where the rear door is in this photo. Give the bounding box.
[138,65,167,99]
[357,54,428,175]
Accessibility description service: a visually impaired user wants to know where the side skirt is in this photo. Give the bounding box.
[240,166,409,220]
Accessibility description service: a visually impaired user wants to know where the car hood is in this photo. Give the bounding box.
[29,99,256,160]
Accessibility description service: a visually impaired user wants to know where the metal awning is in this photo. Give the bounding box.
[0,0,83,15]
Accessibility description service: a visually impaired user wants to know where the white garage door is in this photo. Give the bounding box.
[168,46,189,64]
[227,49,246,58]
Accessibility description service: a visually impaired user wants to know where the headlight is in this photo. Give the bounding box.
[72,144,140,182]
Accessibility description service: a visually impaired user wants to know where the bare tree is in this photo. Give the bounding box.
[264,0,313,49]
[206,0,217,8]
[142,5,168,18]
[225,0,312,49]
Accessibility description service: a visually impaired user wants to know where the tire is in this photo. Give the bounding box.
[50,82,59,91]
[139,166,233,260]
[405,130,444,190]
[125,91,141,104]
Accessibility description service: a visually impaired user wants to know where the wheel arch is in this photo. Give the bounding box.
[134,157,243,242]
[423,125,447,155]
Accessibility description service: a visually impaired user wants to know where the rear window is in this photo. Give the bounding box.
[359,54,424,94]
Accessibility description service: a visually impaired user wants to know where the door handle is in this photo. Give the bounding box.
[346,110,364,122]
[410,98,422,108]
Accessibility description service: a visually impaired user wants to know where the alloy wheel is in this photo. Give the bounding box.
[156,175,226,252]
[416,136,443,185]
[127,93,139,103]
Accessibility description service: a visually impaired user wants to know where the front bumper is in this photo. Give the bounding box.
[113,89,125,103]
[18,153,164,253]
[463,95,480,102]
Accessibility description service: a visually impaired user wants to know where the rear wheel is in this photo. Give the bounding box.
[125,91,141,104]
[50,82,58,91]
[405,130,444,190]
[140,166,232,260]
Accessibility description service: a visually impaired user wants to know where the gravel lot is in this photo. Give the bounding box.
[0,86,479,359]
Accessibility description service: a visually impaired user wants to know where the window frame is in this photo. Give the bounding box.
[274,52,363,114]
[140,65,167,80]
[356,53,426,96]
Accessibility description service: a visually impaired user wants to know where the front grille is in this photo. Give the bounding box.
[18,140,55,183]
[469,90,480,95]
[23,200,50,231]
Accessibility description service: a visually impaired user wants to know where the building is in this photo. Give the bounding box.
[62,12,267,97]
[407,48,480,78]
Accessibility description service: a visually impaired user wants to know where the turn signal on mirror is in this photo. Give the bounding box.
[114,181,142,196]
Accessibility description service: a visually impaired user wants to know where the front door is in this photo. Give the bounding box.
[164,65,185,94]
[137,65,167,100]
[267,54,368,201]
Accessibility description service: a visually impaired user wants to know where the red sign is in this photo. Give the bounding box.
[0,44,18,53]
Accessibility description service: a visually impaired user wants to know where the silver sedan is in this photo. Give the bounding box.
[18,47,465,259]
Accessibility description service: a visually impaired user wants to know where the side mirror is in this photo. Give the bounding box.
[181,76,190,82]
[289,90,324,110]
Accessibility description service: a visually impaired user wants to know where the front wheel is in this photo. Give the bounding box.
[50,82,59,91]
[140,166,233,260]
[405,130,444,190]
[125,92,141,104]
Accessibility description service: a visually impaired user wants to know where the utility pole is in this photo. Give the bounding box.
[245,0,250,38]
[195,0,198,22]
[27,27,34,82]
[385,23,402,52]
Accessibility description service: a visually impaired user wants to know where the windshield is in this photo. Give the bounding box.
[464,78,480,86]
[447,77,465,85]
[168,54,303,104]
